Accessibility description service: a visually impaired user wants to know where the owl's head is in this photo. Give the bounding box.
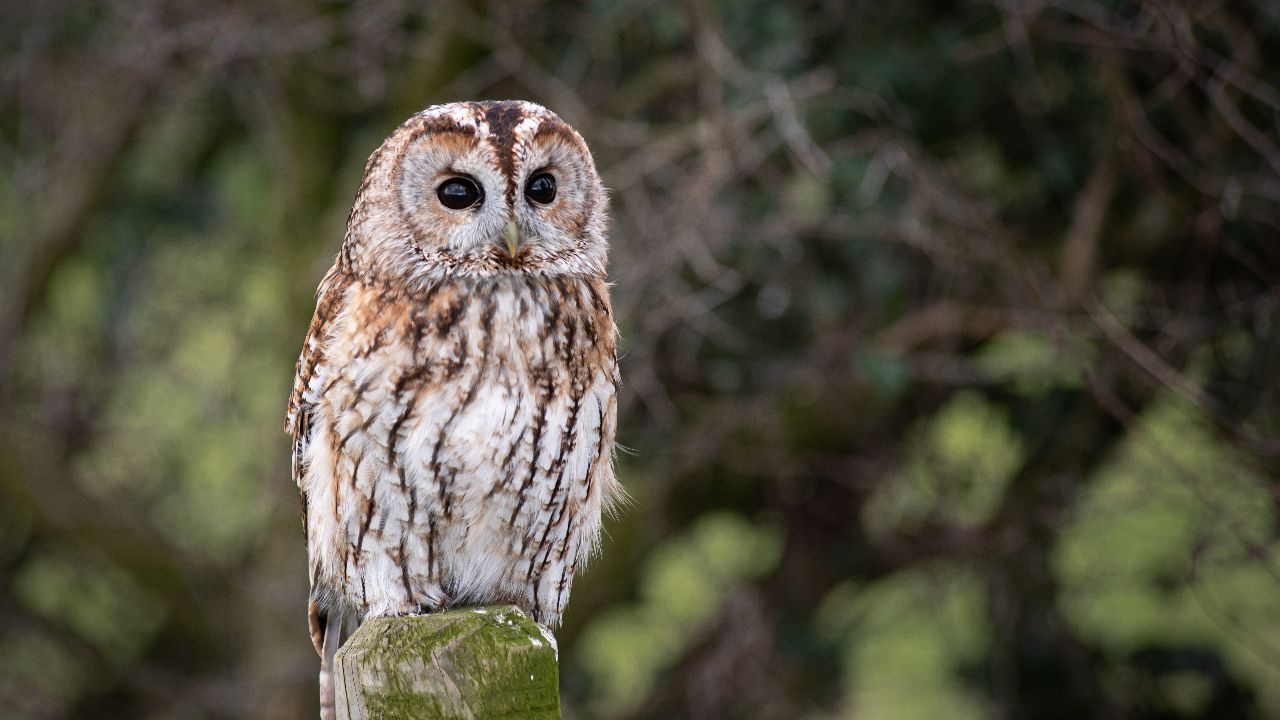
[342,100,608,286]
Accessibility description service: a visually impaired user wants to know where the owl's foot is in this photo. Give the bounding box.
[411,592,453,616]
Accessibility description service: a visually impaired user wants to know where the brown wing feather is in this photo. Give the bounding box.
[286,262,355,656]
[286,263,352,436]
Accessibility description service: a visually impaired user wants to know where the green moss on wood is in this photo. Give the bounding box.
[334,605,560,720]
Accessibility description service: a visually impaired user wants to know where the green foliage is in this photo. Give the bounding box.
[13,550,164,661]
[815,567,992,720]
[577,513,781,716]
[71,160,290,563]
[1055,393,1280,713]
[974,331,1081,394]
[864,391,1024,537]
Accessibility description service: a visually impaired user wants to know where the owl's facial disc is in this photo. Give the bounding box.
[374,100,606,280]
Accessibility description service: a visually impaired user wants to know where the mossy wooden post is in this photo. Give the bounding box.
[333,604,561,720]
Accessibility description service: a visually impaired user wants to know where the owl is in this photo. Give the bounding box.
[284,100,620,714]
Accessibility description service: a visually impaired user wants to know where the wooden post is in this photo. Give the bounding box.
[333,605,561,720]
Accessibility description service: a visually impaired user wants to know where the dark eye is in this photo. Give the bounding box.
[436,177,482,209]
[525,172,556,204]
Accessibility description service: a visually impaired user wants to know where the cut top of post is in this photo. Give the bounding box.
[334,605,561,720]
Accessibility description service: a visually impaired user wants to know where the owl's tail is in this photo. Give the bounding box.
[314,600,351,720]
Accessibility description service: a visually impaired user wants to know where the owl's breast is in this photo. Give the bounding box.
[303,274,617,617]
[393,275,614,510]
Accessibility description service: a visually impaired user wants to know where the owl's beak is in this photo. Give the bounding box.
[503,218,520,256]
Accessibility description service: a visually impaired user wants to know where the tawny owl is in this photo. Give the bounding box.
[284,100,620,712]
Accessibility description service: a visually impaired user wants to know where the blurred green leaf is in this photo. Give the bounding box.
[577,512,781,716]
[974,330,1081,394]
[816,566,992,720]
[864,391,1023,537]
[13,550,164,661]
[1055,394,1280,713]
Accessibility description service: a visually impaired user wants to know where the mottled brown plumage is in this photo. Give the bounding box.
[285,101,619,717]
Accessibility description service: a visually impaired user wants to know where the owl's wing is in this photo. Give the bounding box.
[286,263,351,438]
[285,262,353,656]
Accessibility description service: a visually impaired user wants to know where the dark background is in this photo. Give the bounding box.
[2,1,1279,718]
